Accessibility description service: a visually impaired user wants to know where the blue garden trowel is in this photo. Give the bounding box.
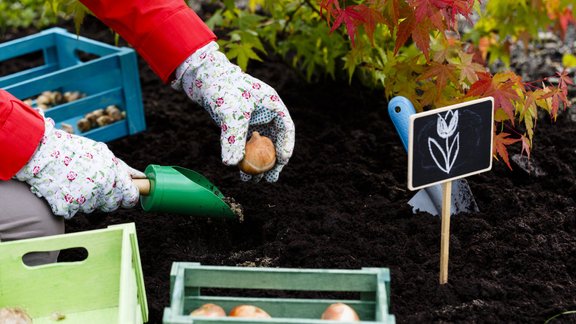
[388,96,479,216]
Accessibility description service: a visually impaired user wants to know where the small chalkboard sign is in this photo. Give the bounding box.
[408,97,494,191]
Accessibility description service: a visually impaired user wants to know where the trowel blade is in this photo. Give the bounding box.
[408,178,479,216]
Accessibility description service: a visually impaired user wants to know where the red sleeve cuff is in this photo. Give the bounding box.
[137,9,216,83]
[0,92,44,180]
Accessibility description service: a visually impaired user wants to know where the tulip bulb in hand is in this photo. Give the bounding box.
[238,131,276,175]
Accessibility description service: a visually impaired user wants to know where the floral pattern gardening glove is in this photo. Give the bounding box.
[14,117,144,219]
[171,41,295,182]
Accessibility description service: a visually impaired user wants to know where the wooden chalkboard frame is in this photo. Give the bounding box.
[408,97,494,191]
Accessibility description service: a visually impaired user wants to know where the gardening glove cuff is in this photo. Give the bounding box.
[171,41,295,182]
[14,117,142,219]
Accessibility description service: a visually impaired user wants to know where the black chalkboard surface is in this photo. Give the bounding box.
[408,97,494,190]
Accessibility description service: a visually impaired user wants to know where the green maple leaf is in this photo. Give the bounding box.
[224,42,263,71]
[453,52,485,84]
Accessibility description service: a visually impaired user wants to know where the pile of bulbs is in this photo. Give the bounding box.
[23,90,84,111]
[189,302,360,321]
[76,105,126,133]
[22,90,126,134]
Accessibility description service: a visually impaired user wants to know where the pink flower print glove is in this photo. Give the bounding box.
[171,41,295,182]
[14,117,144,219]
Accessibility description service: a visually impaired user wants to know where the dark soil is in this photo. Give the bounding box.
[4,17,576,324]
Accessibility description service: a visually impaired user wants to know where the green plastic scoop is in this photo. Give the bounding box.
[133,164,236,218]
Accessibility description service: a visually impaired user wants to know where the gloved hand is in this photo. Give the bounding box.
[171,41,296,182]
[14,117,144,219]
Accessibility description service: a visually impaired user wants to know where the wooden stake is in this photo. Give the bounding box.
[439,181,452,284]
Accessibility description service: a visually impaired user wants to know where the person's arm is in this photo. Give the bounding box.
[79,0,216,83]
[0,90,44,180]
[80,0,296,182]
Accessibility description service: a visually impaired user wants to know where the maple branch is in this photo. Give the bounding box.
[500,121,525,138]
[302,0,322,16]
[523,77,551,90]
[281,1,306,36]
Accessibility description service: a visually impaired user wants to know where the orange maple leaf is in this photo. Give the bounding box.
[520,135,531,159]
[493,132,521,170]
[418,61,458,95]
[467,72,521,124]
[557,8,576,38]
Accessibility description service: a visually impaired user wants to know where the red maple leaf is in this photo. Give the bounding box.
[330,5,366,46]
[382,0,403,33]
[467,72,521,124]
[394,10,415,55]
[540,86,566,118]
[538,70,572,117]
[355,4,385,44]
[408,0,446,30]
[441,0,475,28]
[319,0,340,24]
[493,132,521,170]
[557,8,576,38]
[557,68,574,93]
[394,11,434,60]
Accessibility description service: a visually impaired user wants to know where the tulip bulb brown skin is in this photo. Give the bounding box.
[228,305,272,318]
[238,131,277,175]
[189,303,226,318]
[321,303,360,321]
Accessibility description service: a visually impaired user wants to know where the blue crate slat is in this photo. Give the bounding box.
[0,33,55,61]
[3,56,121,98]
[49,27,125,56]
[82,120,129,143]
[117,49,146,135]
[0,28,146,142]
[0,64,59,88]
[46,87,124,121]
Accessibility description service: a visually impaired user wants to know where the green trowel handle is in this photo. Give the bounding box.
[134,165,236,219]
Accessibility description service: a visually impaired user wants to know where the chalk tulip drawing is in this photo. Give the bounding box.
[428,110,459,174]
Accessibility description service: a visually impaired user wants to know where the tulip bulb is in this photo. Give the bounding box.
[229,305,271,318]
[321,303,360,321]
[189,303,226,317]
[238,131,276,175]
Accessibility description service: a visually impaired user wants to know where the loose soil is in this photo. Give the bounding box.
[3,17,576,324]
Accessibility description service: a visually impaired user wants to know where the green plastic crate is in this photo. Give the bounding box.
[163,263,395,324]
[0,27,146,142]
[0,223,148,324]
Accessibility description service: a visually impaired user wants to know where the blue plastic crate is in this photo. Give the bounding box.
[0,27,146,142]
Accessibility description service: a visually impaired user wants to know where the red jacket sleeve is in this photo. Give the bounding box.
[0,90,45,180]
[79,0,217,83]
